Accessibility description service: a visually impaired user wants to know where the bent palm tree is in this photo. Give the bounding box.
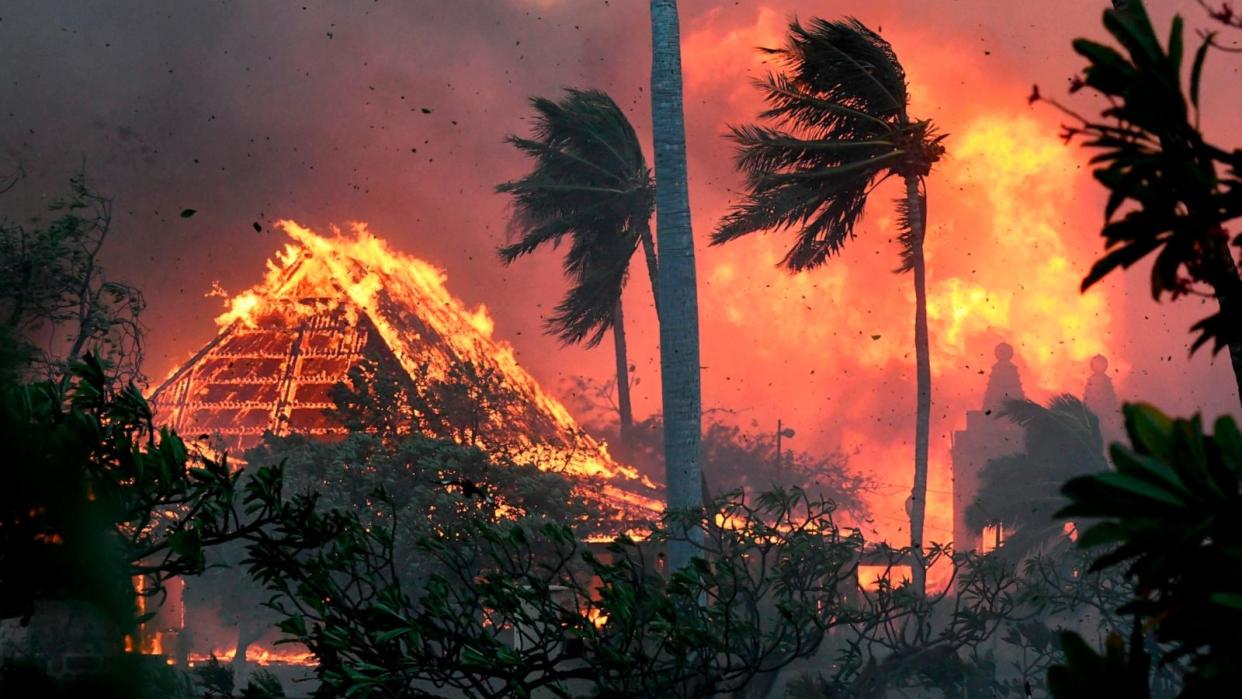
[497,89,658,445]
[966,396,1108,559]
[711,17,945,592]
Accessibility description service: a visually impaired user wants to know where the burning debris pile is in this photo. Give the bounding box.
[150,220,661,518]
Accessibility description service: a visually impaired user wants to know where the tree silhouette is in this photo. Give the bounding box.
[967,396,1108,559]
[712,17,945,592]
[497,88,657,446]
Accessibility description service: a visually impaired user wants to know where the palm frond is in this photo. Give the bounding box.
[967,395,1110,558]
[781,17,908,124]
[496,89,654,346]
[729,124,895,175]
[713,174,873,271]
[755,73,893,138]
[1003,395,1106,467]
[713,17,917,270]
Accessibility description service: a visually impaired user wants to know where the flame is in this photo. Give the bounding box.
[933,116,1117,386]
[188,645,316,668]
[857,564,913,593]
[216,290,262,329]
[677,7,1125,550]
[192,220,660,513]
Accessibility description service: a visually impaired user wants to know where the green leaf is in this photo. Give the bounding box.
[374,627,412,643]
[1091,471,1185,507]
[1213,415,1242,474]
[1210,593,1242,610]
[1189,34,1212,110]
[1167,16,1184,78]
[1110,448,1190,498]
[1125,403,1173,456]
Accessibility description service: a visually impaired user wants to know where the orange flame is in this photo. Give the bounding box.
[676,9,1125,549]
[198,220,660,514]
[187,645,316,668]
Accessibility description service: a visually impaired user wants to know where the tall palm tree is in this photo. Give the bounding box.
[711,18,945,592]
[966,396,1108,560]
[650,0,704,572]
[496,89,658,446]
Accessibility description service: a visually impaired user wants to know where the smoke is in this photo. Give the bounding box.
[2,0,1238,543]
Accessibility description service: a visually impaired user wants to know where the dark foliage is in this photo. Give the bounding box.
[327,357,523,450]
[242,486,862,698]
[497,88,656,347]
[0,171,145,384]
[192,655,235,695]
[1052,403,1242,697]
[967,396,1109,559]
[712,17,944,271]
[0,654,188,699]
[246,429,603,545]
[0,353,283,629]
[562,376,871,517]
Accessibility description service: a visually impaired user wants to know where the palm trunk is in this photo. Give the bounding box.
[650,0,703,573]
[637,218,661,315]
[905,175,932,596]
[612,299,635,446]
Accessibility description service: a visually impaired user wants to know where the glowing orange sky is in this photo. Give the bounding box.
[595,5,1126,542]
[4,0,1239,545]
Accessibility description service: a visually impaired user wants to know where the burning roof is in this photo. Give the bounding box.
[150,220,660,517]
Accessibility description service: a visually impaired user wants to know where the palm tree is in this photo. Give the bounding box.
[711,17,945,592]
[496,89,658,446]
[650,0,704,572]
[966,396,1109,559]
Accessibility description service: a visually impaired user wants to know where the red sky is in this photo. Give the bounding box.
[3,0,1240,543]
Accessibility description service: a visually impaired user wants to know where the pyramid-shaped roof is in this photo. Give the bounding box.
[150,220,660,518]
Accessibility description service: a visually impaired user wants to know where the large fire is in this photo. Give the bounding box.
[187,645,316,668]
[152,220,661,516]
[669,8,1124,547]
[696,113,1118,544]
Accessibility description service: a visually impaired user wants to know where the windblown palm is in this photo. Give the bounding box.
[966,396,1108,559]
[711,18,944,592]
[497,89,657,443]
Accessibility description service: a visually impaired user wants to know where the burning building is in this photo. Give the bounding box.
[150,220,661,517]
[143,220,665,676]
